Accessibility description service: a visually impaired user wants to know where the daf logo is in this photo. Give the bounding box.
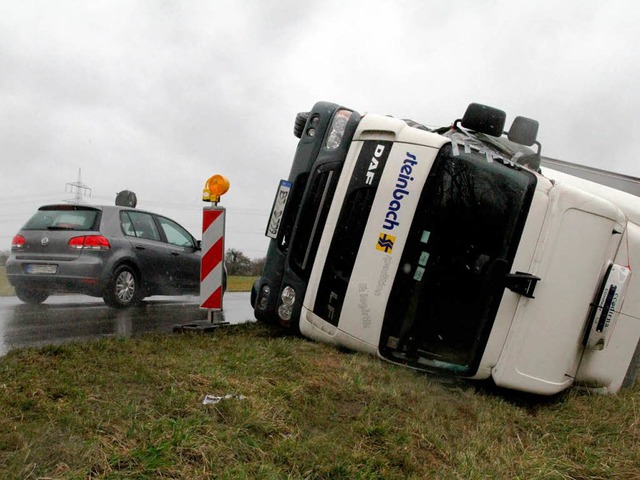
[40,237,49,247]
[365,144,386,185]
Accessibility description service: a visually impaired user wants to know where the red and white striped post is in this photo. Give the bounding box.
[200,174,230,323]
[200,207,225,312]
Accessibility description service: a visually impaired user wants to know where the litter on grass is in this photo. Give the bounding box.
[202,394,246,405]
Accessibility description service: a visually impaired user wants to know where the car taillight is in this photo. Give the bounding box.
[11,235,25,249]
[68,235,111,250]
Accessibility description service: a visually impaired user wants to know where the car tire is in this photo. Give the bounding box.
[103,265,140,308]
[15,287,49,305]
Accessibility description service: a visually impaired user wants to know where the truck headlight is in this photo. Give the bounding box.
[281,286,296,306]
[257,285,271,311]
[325,109,352,150]
[278,303,293,321]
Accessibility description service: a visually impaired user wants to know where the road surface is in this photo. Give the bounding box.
[0,293,255,356]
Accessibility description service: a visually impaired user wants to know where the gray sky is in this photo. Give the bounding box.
[2,1,639,257]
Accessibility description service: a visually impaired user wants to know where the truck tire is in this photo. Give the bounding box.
[294,112,310,138]
[622,338,640,389]
[103,265,141,308]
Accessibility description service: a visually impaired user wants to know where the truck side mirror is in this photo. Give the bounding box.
[507,116,539,146]
[457,103,506,137]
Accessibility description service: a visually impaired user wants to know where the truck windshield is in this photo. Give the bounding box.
[379,145,537,375]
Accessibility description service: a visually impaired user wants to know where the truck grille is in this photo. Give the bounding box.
[328,187,377,279]
[277,173,308,252]
[311,139,393,326]
[290,163,342,279]
[312,186,377,325]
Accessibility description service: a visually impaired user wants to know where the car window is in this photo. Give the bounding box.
[23,208,99,231]
[122,211,161,242]
[120,212,135,236]
[157,216,195,247]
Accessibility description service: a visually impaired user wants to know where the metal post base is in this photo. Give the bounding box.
[172,310,230,333]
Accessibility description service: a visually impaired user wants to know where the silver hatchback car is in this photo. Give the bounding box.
[6,203,202,308]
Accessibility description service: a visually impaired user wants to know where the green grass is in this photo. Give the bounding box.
[0,266,13,296]
[227,275,257,292]
[0,322,639,479]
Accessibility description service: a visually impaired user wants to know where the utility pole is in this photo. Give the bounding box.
[65,168,92,204]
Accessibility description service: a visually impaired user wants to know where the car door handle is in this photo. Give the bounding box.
[135,246,145,250]
[171,252,180,256]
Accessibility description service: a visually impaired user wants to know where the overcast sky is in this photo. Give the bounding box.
[2,1,639,257]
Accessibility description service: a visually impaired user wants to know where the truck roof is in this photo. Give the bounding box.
[540,166,640,226]
[540,157,640,197]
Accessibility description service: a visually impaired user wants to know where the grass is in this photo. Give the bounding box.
[227,275,257,293]
[0,322,639,479]
[0,267,13,296]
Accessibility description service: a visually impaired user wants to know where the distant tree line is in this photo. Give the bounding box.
[226,249,264,276]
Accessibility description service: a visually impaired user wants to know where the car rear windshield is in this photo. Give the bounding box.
[22,206,101,231]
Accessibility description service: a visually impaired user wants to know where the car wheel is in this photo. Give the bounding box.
[15,287,49,305]
[103,265,140,308]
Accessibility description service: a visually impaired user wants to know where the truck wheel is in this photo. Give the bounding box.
[103,265,140,308]
[622,338,640,389]
[294,112,310,138]
[15,287,49,305]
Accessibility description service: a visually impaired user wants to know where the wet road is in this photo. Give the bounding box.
[0,293,255,356]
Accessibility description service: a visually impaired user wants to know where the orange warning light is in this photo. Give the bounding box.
[202,174,230,203]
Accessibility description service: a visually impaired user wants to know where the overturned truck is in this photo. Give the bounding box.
[252,101,640,395]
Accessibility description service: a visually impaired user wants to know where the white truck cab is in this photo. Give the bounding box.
[254,101,640,395]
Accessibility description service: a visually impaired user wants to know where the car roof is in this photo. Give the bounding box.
[37,204,158,216]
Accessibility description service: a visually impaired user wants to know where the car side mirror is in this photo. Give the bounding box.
[196,240,202,250]
[507,116,539,146]
[457,103,506,137]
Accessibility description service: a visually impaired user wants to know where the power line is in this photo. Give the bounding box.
[90,194,270,217]
[0,195,66,206]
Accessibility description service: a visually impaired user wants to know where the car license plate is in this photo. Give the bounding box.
[25,264,58,274]
[265,180,292,239]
